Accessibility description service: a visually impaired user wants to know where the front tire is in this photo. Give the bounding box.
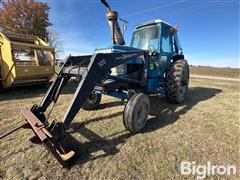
[164,59,189,103]
[82,91,102,110]
[123,93,149,133]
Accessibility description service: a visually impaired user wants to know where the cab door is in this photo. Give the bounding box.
[159,24,174,72]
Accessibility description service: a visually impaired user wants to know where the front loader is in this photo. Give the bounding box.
[4,0,189,167]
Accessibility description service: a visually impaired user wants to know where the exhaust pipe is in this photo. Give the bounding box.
[101,0,125,45]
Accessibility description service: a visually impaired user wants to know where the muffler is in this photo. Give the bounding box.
[101,0,125,45]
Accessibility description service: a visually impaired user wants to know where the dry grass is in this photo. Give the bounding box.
[0,78,239,179]
[190,65,240,78]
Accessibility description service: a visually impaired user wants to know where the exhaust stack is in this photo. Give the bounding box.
[101,0,125,45]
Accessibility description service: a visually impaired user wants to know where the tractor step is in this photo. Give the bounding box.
[21,108,75,167]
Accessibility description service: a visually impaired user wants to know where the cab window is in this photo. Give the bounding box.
[131,26,159,51]
[161,27,172,53]
[172,36,178,53]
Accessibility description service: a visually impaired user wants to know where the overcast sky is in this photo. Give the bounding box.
[43,0,239,68]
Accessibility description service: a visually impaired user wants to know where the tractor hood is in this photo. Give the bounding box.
[95,45,141,53]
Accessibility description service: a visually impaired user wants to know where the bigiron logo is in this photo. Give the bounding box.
[180,161,237,179]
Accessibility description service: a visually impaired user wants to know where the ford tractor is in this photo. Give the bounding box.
[17,0,189,167]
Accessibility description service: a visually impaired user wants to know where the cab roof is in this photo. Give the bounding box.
[135,19,174,29]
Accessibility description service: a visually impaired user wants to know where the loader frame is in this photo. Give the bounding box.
[21,50,147,167]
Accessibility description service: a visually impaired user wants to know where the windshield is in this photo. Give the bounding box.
[131,26,159,51]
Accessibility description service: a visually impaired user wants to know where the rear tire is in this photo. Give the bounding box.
[82,91,102,110]
[164,59,189,103]
[123,93,149,133]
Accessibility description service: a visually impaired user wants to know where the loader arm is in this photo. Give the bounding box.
[21,50,146,167]
[62,51,146,128]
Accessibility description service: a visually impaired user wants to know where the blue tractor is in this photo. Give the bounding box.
[20,0,189,167]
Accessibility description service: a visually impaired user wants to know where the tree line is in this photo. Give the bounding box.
[0,0,62,57]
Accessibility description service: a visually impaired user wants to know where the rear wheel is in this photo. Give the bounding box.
[164,59,189,103]
[123,93,149,133]
[82,91,102,110]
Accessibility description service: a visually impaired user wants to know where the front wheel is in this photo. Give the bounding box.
[123,93,149,133]
[82,91,102,110]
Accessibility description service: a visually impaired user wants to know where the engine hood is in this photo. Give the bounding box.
[95,45,142,53]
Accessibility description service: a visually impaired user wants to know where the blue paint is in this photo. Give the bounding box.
[95,45,140,52]
[95,21,182,99]
[104,91,129,100]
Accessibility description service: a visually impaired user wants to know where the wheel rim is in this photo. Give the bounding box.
[87,92,98,105]
[137,104,147,125]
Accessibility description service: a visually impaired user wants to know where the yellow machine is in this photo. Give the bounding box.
[0,32,55,89]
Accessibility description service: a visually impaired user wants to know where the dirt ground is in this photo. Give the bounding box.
[191,75,240,82]
[0,77,239,180]
[190,66,240,78]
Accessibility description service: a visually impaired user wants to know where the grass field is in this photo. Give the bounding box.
[190,65,240,78]
[0,77,239,179]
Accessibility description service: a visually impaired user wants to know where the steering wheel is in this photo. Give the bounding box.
[148,44,156,52]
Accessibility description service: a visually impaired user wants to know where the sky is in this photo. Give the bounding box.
[42,0,239,68]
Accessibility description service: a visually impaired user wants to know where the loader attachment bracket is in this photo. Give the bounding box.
[21,108,75,167]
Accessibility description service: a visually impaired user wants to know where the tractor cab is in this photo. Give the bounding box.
[129,20,185,92]
[131,20,183,71]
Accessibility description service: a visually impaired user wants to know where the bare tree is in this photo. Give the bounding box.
[46,30,63,59]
